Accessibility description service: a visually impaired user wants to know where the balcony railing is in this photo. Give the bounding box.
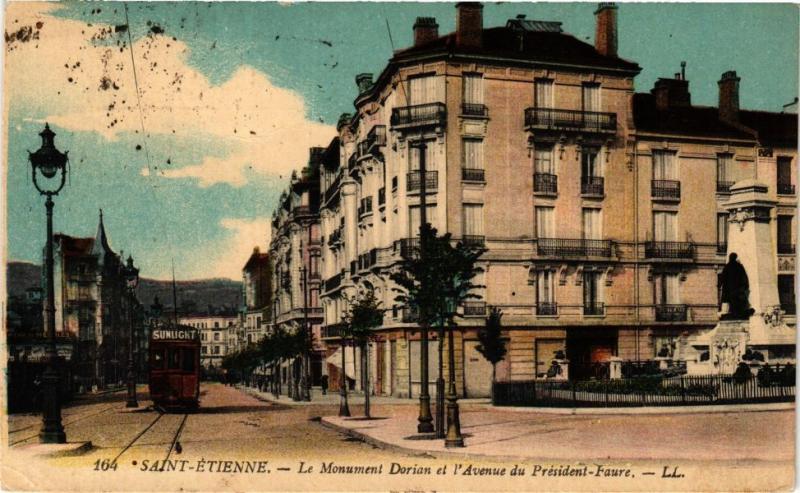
[378,187,386,206]
[324,272,343,292]
[463,301,487,317]
[324,173,342,204]
[366,125,387,154]
[652,180,681,200]
[407,170,438,192]
[537,238,614,258]
[524,107,616,133]
[778,243,795,255]
[716,181,734,193]
[536,302,558,316]
[462,103,488,117]
[534,173,558,195]
[778,183,796,195]
[583,302,605,316]
[655,304,687,322]
[717,243,728,255]
[462,167,485,182]
[391,102,447,129]
[645,241,695,260]
[321,323,346,339]
[461,235,486,248]
[581,175,604,196]
[394,237,420,259]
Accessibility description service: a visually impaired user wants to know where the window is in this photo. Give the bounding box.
[655,273,681,305]
[409,205,437,237]
[310,253,320,277]
[778,275,795,311]
[717,154,732,183]
[582,208,602,240]
[201,346,208,355]
[653,211,678,242]
[653,335,678,358]
[583,271,603,314]
[582,83,600,112]
[310,288,319,308]
[409,142,436,171]
[214,332,220,341]
[409,75,443,105]
[778,215,793,253]
[462,139,484,170]
[717,213,728,252]
[778,156,793,187]
[536,270,555,304]
[536,207,554,238]
[168,349,181,370]
[652,150,677,180]
[534,145,554,174]
[256,316,261,327]
[214,321,219,328]
[534,79,553,108]
[463,204,484,238]
[213,346,220,355]
[582,148,601,177]
[151,349,165,370]
[463,73,484,104]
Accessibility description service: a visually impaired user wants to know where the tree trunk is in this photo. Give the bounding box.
[490,363,497,405]
[362,342,370,419]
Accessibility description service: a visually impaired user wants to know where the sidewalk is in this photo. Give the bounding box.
[237,384,491,407]
[321,402,795,463]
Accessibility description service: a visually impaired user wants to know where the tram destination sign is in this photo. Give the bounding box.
[152,328,200,341]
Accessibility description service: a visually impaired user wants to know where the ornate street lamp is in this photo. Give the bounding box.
[123,255,140,408]
[28,123,69,444]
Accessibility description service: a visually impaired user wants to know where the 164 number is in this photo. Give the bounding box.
[93,459,118,471]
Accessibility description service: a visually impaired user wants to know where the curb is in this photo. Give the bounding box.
[16,441,94,458]
[483,401,795,415]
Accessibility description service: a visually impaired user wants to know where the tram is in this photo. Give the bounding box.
[149,326,201,411]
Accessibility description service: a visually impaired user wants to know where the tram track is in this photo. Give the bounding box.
[9,404,117,446]
[111,411,190,464]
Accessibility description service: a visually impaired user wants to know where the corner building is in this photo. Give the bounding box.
[313,3,796,397]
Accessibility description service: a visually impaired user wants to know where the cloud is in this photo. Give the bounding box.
[5,3,335,187]
[201,218,270,279]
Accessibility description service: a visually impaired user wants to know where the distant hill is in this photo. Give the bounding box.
[6,261,242,313]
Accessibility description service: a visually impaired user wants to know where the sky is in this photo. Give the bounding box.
[4,2,798,280]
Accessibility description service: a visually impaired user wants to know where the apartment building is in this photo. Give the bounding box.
[179,314,238,368]
[302,2,796,397]
[269,151,326,386]
[239,247,272,349]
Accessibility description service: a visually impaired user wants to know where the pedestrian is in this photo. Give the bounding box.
[321,375,328,395]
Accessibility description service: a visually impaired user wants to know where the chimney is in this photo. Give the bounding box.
[413,17,439,47]
[456,2,483,48]
[651,78,691,111]
[594,3,618,57]
[718,70,740,122]
[355,73,373,94]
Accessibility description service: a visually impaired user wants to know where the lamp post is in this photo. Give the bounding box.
[28,123,69,444]
[123,255,140,408]
[299,264,312,401]
[444,324,464,448]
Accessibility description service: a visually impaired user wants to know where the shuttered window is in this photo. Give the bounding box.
[582,208,602,240]
[463,74,484,104]
[534,79,553,108]
[534,145,554,174]
[409,75,444,105]
[653,211,677,242]
[463,139,484,170]
[463,204,484,236]
[653,150,677,180]
[582,83,600,112]
[536,207,554,238]
[537,270,555,304]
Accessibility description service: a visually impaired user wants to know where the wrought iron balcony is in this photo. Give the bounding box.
[378,187,386,206]
[645,241,694,260]
[461,235,486,248]
[534,172,558,195]
[524,107,616,133]
[391,102,446,129]
[778,243,795,255]
[322,323,346,339]
[461,103,488,117]
[651,180,681,200]
[537,238,614,258]
[583,302,605,316]
[655,304,687,321]
[536,302,558,316]
[407,170,438,192]
[463,301,487,317]
[394,237,420,259]
[581,175,604,196]
[716,181,734,193]
[778,183,796,195]
[462,168,485,182]
[324,272,343,292]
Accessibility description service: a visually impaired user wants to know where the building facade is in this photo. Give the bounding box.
[269,150,326,387]
[239,247,272,350]
[275,3,795,398]
[179,314,238,369]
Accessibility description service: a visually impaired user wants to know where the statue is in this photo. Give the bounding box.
[719,253,755,320]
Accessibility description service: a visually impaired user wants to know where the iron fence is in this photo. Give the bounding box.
[463,301,487,317]
[534,172,558,194]
[581,175,604,196]
[407,171,438,192]
[537,238,614,257]
[645,241,694,259]
[391,103,447,128]
[651,179,681,200]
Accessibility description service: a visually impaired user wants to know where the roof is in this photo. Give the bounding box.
[632,93,755,141]
[54,234,95,257]
[392,26,640,73]
[739,110,798,148]
[243,249,270,272]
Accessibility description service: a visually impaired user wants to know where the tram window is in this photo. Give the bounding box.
[151,349,165,370]
[168,349,181,370]
[182,349,196,372]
